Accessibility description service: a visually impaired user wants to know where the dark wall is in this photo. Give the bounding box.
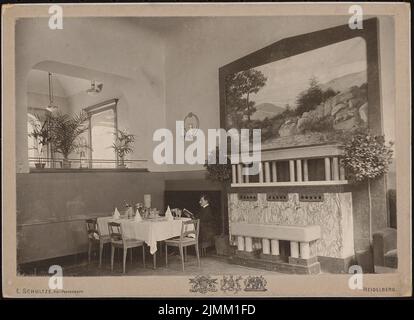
[17,171,165,263]
[165,190,222,234]
[164,170,228,235]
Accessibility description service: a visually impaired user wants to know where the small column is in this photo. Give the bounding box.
[237,164,243,184]
[232,165,237,184]
[303,159,309,182]
[271,161,277,182]
[258,162,264,183]
[264,162,271,182]
[300,242,310,259]
[339,163,346,180]
[245,237,253,252]
[289,160,295,182]
[262,238,270,255]
[290,241,299,258]
[237,236,245,251]
[324,157,331,181]
[332,157,339,180]
[271,239,280,256]
[296,159,302,182]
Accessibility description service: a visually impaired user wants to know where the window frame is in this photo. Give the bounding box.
[84,98,119,168]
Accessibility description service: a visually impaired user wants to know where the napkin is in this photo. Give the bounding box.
[134,209,142,222]
[113,207,121,219]
[165,206,174,221]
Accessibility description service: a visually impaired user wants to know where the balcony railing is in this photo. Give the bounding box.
[28,157,148,170]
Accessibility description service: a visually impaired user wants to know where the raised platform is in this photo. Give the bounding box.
[229,251,321,275]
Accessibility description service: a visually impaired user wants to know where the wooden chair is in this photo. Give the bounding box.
[165,219,200,271]
[108,222,146,273]
[85,218,111,267]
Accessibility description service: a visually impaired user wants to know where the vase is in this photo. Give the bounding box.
[117,156,127,168]
[35,163,46,169]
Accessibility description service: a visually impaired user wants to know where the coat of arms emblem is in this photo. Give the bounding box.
[244,276,267,291]
[189,275,218,294]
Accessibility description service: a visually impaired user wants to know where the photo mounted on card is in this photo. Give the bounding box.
[1,2,411,298]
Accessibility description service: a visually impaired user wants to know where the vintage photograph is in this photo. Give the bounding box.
[2,3,411,298]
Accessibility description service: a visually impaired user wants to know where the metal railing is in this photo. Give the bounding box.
[29,157,148,170]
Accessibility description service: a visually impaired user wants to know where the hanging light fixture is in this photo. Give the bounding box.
[86,80,103,96]
[45,72,58,113]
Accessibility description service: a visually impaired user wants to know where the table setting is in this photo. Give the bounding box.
[96,195,193,269]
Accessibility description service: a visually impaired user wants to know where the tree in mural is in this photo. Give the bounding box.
[225,69,267,127]
[295,76,337,116]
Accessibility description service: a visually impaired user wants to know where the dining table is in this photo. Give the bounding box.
[96,215,192,269]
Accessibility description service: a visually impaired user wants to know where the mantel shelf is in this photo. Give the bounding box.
[231,180,349,187]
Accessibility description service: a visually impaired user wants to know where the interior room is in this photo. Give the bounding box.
[16,15,397,276]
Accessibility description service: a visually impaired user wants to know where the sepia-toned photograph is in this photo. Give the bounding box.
[1,2,411,298]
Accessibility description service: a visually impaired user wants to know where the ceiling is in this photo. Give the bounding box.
[124,16,200,36]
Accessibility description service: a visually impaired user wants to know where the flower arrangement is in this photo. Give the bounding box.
[204,146,232,182]
[341,130,393,242]
[341,131,394,183]
[112,129,135,168]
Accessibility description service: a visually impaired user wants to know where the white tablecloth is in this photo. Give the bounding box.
[97,216,191,254]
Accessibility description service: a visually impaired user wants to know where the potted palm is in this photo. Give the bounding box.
[28,113,52,168]
[48,111,89,168]
[112,129,135,168]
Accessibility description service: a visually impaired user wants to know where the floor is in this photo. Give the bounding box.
[22,248,283,277]
[68,256,283,277]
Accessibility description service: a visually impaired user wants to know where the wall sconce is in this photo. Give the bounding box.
[183,112,200,140]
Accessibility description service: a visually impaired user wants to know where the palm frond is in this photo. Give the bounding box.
[48,111,90,158]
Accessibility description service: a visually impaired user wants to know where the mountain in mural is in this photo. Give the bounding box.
[250,102,285,121]
[319,70,367,93]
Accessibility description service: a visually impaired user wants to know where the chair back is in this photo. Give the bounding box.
[108,222,123,242]
[86,218,99,240]
[180,219,199,242]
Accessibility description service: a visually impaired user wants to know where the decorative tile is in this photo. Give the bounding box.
[228,192,353,259]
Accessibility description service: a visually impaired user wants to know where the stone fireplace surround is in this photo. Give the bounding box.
[227,144,356,274]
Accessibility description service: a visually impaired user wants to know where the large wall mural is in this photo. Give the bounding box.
[223,37,368,149]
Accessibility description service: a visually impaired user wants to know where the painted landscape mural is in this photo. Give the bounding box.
[224,37,368,149]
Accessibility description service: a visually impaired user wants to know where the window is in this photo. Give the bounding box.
[28,113,40,166]
[85,99,118,168]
